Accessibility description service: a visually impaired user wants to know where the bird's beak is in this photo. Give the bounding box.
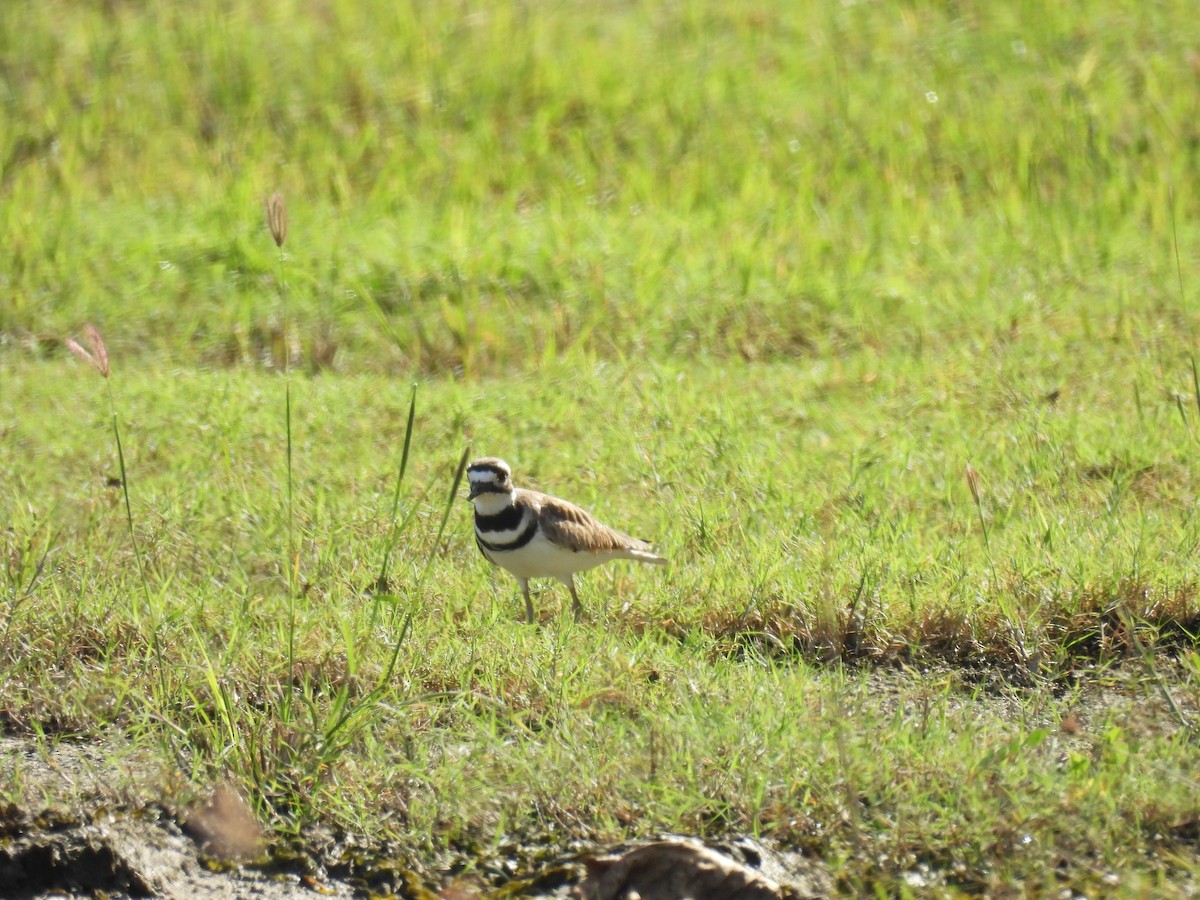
[467,483,480,501]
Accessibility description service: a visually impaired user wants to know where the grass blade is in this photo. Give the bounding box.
[416,447,469,590]
[375,384,418,591]
[1191,356,1200,424]
[108,384,150,626]
[373,449,468,689]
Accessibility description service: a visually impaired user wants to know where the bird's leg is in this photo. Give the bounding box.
[519,577,534,624]
[568,576,583,622]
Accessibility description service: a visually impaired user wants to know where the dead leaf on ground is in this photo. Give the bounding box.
[182,782,264,861]
[440,885,486,899]
[572,839,785,900]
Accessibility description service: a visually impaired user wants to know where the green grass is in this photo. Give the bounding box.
[2,0,1200,894]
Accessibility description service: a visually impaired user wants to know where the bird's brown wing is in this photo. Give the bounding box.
[533,492,648,554]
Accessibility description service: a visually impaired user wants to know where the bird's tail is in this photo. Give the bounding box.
[625,548,667,566]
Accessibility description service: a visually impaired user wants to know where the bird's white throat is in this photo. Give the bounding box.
[472,491,515,516]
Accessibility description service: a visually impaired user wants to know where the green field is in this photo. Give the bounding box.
[3,0,1200,895]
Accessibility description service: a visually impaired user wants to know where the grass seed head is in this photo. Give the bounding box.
[86,324,110,377]
[965,463,982,506]
[66,324,110,378]
[266,191,288,248]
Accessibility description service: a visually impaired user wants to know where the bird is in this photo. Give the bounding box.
[466,457,666,623]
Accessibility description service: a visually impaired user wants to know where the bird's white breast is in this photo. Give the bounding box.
[488,527,615,580]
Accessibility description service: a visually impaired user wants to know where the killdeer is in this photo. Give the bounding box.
[467,457,666,623]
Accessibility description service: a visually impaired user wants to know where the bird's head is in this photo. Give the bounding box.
[467,457,514,503]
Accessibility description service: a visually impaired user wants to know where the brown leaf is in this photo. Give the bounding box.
[439,887,485,900]
[573,839,785,900]
[183,783,264,861]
